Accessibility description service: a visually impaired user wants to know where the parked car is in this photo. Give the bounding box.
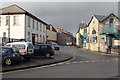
[0,46,22,65]
[50,42,60,50]
[5,42,34,60]
[33,45,55,58]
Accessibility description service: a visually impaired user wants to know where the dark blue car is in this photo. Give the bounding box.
[0,47,22,65]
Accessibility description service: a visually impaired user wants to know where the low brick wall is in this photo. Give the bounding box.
[111,46,120,54]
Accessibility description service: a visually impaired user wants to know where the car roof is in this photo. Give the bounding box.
[6,42,32,45]
[34,44,51,46]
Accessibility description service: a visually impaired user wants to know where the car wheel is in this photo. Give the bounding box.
[45,53,51,58]
[4,58,12,66]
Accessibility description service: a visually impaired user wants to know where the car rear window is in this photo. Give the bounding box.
[41,45,47,49]
[34,45,40,49]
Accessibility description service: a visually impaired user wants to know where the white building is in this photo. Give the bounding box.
[0,4,47,45]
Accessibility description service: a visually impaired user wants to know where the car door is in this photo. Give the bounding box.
[40,45,48,56]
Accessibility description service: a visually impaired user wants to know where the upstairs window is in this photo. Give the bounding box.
[28,17,30,27]
[40,23,42,31]
[109,18,114,23]
[13,16,19,26]
[0,17,1,26]
[36,22,38,30]
[84,28,87,34]
[92,36,97,43]
[33,20,35,29]
[6,16,10,26]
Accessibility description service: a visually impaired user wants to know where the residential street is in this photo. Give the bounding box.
[2,46,118,78]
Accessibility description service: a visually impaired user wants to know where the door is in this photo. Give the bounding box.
[83,38,87,47]
[32,34,35,45]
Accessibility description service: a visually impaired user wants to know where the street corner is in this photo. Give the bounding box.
[2,54,73,73]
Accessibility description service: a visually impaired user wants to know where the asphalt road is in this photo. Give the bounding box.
[2,46,119,78]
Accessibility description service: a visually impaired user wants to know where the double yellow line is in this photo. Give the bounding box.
[1,57,75,74]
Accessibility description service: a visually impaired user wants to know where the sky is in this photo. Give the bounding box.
[0,1,119,36]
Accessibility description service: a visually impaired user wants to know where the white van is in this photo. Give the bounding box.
[5,42,34,60]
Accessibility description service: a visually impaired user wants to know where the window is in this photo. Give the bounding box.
[43,36,45,42]
[6,16,10,26]
[36,22,38,30]
[36,34,38,42]
[40,23,42,31]
[28,32,30,41]
[41,45,47,49]
[110,18,114,23]
[43,25,46,33]
[92,36,97,43]
[40,35,42,42]
[50,26,52,30]
[13,16,19,25]
[0,17,1,26]
[33,20,35,29]
[92,29,96,34]
[100,36,106,42]
[28,17,30,27]
[84,28,87,34]
[3,32,6,37]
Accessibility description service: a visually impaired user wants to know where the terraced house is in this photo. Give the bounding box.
[76,13,120,53]
[0,4,47,45]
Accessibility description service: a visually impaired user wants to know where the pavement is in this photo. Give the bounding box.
[2,53,72,72]
[78,47,119,57]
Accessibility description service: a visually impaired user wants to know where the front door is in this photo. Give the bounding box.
[32,34,35,45]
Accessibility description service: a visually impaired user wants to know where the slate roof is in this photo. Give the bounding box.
[0,4,26,14]
[94,15,106,22]
[79,23,87,29]
[0,4,48,25]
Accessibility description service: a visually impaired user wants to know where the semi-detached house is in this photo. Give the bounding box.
[0,4,47,45]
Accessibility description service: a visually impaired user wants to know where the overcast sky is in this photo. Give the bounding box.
[1,2,118,36]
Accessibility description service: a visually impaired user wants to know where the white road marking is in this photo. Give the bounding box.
[65,63,71,64]
[85,61,90,63]
[106,60,110,62]
[79,61,84,63]
[91,61,95,62]
[72,62,78,64]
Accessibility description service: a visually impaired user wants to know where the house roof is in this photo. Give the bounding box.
[76,22,87,33]
[87,13,119,27]
[94,15,106,22]
[79,23,87,29]
[100,13,120,22]
[0,4,26,14]
[0,4,48,25]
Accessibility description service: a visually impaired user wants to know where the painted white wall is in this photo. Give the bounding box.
[0,14,47,44]
[0,14,25,39]
[25,15,46,44]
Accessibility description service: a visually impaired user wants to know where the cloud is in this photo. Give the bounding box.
[1,2,118,36]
